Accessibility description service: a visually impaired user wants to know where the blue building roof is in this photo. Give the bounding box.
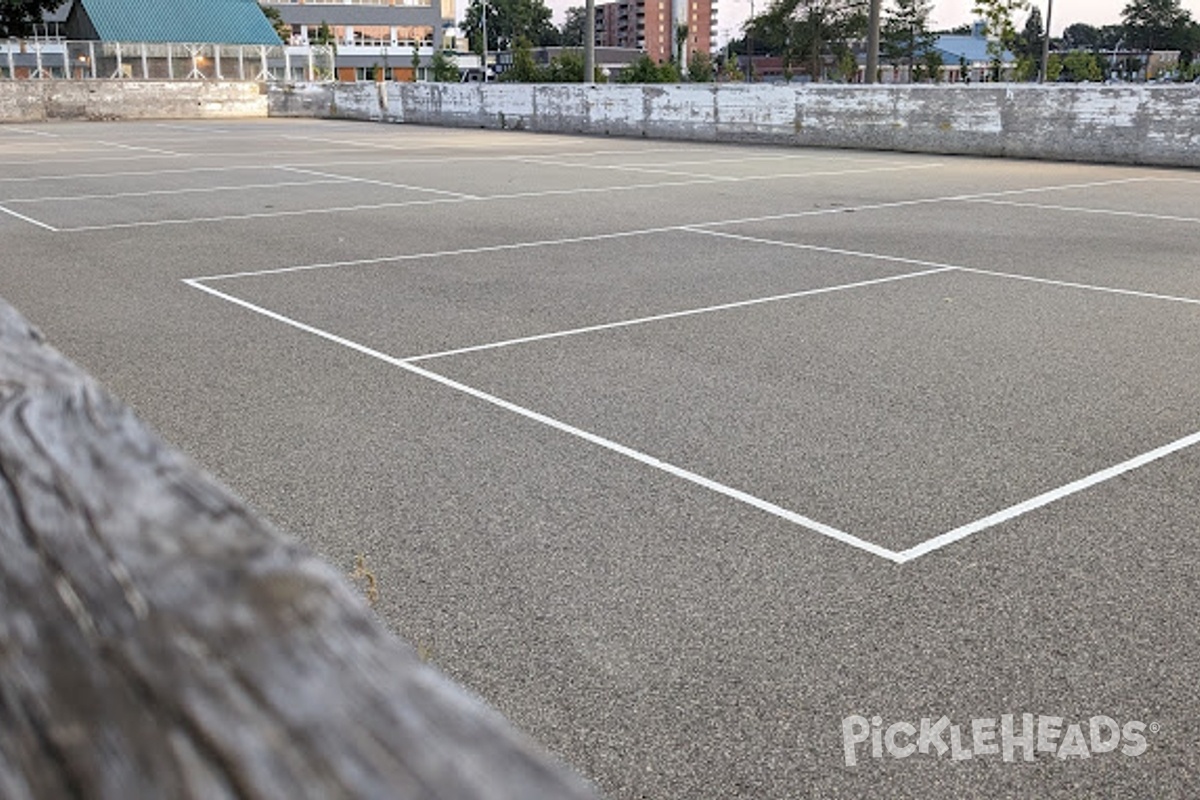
[72,0,282,45]
[935,34,1015,65]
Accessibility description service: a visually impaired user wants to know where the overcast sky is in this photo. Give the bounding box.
[516,0,1200,48]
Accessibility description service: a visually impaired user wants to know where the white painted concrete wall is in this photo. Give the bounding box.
[0,81,268,123]
[270,82,1200,168]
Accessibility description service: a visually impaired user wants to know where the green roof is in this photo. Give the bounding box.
[77,0,282,44]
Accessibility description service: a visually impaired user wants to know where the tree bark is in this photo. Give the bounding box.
[0,299,597,800]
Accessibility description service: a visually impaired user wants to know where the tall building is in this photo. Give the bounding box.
[261,0,456,81]
[594,0,715,65]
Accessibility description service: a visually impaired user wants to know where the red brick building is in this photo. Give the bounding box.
[594,0,714,65]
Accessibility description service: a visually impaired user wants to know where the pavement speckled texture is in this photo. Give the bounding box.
[2,118,1198,799]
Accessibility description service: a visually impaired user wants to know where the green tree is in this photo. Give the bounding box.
[315,21,338,53]
[1061,23,1101,50]
[972,0,1030,79]
[688,50,716,81]
[749,0,867,81]
[259,4,290,43]
[618,54,680,82]
[1122,0,1192,50]
[430,50,461,81]
[919,46,944,81]
[1061,49,1103,80]
[502,37,543,81]
[0,0,61,38]
[675,22,690,65]
[881,0,935,81]
[1014,4,1044,62]
[561,6,587,46]
[1045,52,1064,80]
[547,49,585,81]
[723,55,745,81]
[461,0,557,54]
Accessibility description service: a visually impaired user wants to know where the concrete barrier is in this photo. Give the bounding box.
[0,80,268,122]
[270,81,1200,168]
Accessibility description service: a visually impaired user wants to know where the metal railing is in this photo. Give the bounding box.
[0,39,335,82]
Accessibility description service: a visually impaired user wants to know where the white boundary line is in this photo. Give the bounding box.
[2,178,353,205]
[93,140,183,157]
[52,163,947,233]
[516,157,737,182]
[182,278,905,564]
[187,177,1141,282]
[183,272,1200,565]
[275,165,478,199]
[178,180,1200,563]
[966,197,1200,224]
[0,128,59,137]
[895,430,1200,562]
[405,267,956,361]
[191,227,681,281]
[0,164,281,184]
[0,203,58,231]
[956,266,1200,305]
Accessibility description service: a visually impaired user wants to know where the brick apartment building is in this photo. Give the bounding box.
[594,0,715,64]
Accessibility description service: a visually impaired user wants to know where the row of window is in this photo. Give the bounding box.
[294,24,433,46]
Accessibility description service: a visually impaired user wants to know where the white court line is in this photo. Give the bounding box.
[966,198,1200,224]
[0,204,58,231]
[956,266,1200,306]
[155,123,234,133]
[190,176,1157,282]
[94,140,183,157]
[185,274,1200,564]
[0,164,276,184]
[895,429,1200,562]
[53,163,946,233]
[685,228,973,272]
[517,157,737,182]
[692,230,1200,307]
[276,165,478,199]
[182,278,904,563]
[192,227,683,281]
[405,267,956,362]
[0,153,185,166]
[2,178,352,205]
[0,128,59,137]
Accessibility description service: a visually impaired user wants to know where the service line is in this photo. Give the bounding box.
[0,204,57,231]
[183,277,905,564]
[53,162,945,233]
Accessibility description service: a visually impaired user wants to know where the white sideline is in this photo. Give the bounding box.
[183,277,905,564]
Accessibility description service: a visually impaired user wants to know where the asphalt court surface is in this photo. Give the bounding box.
[2,118,1199,798]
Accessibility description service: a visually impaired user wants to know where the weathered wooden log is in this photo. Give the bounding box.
[0,299,597,800]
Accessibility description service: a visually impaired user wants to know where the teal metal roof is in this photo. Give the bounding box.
[79,0,282,44]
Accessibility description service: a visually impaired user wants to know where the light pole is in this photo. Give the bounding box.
[1039,0,1053,83]
[472,0,482,80]
[866,0,881,84]
[585,0,595,83]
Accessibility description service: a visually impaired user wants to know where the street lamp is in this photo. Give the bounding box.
[1039,0,1053,83]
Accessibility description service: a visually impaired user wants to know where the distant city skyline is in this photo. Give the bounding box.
[484,0,1200,50]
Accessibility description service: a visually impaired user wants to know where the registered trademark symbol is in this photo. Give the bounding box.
[1149,722,1161,735]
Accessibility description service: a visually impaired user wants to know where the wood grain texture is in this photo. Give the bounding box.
[0,300,597,800]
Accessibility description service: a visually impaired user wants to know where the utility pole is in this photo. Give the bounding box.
[481,0,488,81]
[1039,0,1053,83]
[746,0,754,82]
[866,0,881,84]
[584,0,595,83]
